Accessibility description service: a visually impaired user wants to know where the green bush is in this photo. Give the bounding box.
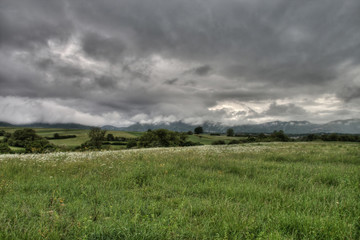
[137,129,188,148]
[212,140,226,145]
[0,142,11,154]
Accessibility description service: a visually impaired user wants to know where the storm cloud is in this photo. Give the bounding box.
[1,0,360,126]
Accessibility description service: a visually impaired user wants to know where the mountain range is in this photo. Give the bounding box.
[1,119,360,134]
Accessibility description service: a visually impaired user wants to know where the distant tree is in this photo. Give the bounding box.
[226,128,234,137]
[82,127,106,150]
[270,130,289,142]
[126,139,138,148]
[6,128,56,153]
[53,133,60,139]
[106,133,115,141]
[258,133,266,139]
[138,129,189,148]
[187,131,193,135]
[194,126,204,134]
[0,130,5,136]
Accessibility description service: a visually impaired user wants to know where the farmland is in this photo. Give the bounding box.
[0,127,247,152]
[0,142,359,239]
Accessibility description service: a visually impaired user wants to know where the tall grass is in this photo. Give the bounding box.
[0,142,359,239]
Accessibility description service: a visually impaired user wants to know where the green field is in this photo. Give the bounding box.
[0,142,359,239]
[0,127,245,151]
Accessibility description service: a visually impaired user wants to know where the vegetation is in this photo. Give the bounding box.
[137,129,199,148]
[302,133,360,142]
[0,142,11,154]
[3,128,56,153]
[0,142,359,239]
[81,127,107,150]
[1,126,359,154]
[226,128,234,137]
[194,126,204,134]
[46,133,77,140]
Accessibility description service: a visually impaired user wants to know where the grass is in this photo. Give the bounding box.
[0,127,246,151]
[0,142,359,239]
[0,128,139,150]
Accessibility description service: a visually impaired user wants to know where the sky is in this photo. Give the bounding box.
[1,0,360,127]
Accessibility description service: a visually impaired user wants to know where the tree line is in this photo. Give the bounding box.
[0,127,359,154]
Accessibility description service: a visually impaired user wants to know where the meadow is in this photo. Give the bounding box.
[0,142,359,239]
[0,127,246,152]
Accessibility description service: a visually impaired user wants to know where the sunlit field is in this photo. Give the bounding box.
[0,142,359,239]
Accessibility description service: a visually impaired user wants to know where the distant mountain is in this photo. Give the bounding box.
[116,119,360,134]
[0,122,93,129]
[1,119,359,134]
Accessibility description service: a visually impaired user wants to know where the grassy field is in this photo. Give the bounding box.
[0,142,359,239]
[0,127,245,151]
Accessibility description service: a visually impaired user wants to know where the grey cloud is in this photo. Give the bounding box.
[94,76,117,89]
[0,0,73,50]
[194,65,212,76]
[36,59,55,70]
[1,0,360,126]
[265,102,307,116]
[338,84,360,102]
[164,78,179,85]
[82,32,126,62]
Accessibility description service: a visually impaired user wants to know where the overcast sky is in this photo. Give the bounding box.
[1,0,360,126]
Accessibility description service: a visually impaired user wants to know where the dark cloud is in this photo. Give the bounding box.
[1,0,360,126]
[0,0,73,50]
[338,84,360,102]
[82,32,126,62]
[164,78,179,85]
[265,102,307,116]
[194,65,212,76]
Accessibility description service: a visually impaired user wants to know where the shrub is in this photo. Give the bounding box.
[227,128,234,137]
[194,126,204,134]
[126,139,138,148]
[138,129,188,148]
[0,142,11,154]
[228,140,241,145]
[212,140,226,145]
[81,128,106,150]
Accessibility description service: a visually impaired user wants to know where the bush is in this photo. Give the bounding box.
[212,140,226,145]
[0,142,11,154]
[126,139,138,148]
[194,126,204,134]
[226,128,234,137]
[25,139,56,153]
[138,129,188,148]
[6,128,56,153]
[228,140,241,145]
[81,128,106,150]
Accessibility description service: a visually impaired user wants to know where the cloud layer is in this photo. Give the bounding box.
[1,0,360,126]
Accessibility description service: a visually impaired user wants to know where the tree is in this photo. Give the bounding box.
[194,126,204,134]
[226,128,234,137]
[271,130,289,142]
[106,133,115,141]
[0,142,11,154]
[82,127,106,150]
[6,128,56,153]
[137,129,189,148]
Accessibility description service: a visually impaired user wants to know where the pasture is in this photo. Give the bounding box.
[0,127,245,152]
[0,142,359,239]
